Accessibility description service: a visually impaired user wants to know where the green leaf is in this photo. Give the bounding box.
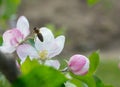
[93,75,114,87]
[93,75,104,87]
[45,23,56,32]
[0,73,11,87]
[2,0,21,19]
[69,78,86,87]
[27,38,35,47]
[21,57,40,75]
[0,36,3,46]
[70,73,96,87]
[104,85,114,87]
[87,0,99,6]
[88,51,100,75]
[13,60,67,87]
[0,0,20,29]
[0,0,2,6]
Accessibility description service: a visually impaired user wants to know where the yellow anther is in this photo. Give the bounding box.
[39,50,48,60]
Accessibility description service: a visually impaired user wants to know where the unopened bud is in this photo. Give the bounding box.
[68,54,90,75]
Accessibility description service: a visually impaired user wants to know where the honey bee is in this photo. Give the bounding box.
[33,27,43,42]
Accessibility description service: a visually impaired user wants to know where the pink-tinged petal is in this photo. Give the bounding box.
[3,29,23,46]
[45,60,60,69]
[1,29,23,53]
[16,44,39,63]
[68,55,86,71]
[0,45,16,53]
[16,16,30,38]
[47,35,65,58]
[73,58,89,75]
[68,54,90,76]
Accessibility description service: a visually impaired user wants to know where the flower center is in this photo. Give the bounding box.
[39,50,48,60]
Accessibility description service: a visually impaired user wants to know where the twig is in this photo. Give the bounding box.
[0,51,21,83]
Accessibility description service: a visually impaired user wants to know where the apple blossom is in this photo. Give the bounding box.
[16,27,65,69]
[0,16,30,53]
[68,54,90,75]
[34,27,65,59]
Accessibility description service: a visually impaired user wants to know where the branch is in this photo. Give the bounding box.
[0,51,21,83]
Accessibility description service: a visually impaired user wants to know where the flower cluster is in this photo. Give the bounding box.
[0,16,90,76]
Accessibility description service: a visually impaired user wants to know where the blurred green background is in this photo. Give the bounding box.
[96,59,120,87]
[0,0,120,87]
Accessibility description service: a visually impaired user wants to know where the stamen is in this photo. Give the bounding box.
[39,50,48,60]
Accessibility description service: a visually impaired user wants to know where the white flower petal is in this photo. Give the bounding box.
[54,35,65,53]
[34,37,48,51]
[39,27,54,43]
[17,16,30,38]
[34,27,54,51]
[16,44,39,63]
[45,60,60,69]
[65,81,77,87]
[0,45,15,53]
[48,35,65,58]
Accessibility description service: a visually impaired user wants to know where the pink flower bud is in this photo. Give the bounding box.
[68,54,90,75]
